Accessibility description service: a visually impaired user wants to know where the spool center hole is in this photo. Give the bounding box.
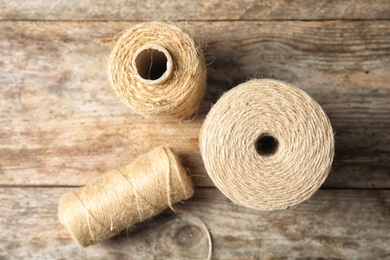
[135,48,168,80]
[255,134,279,156]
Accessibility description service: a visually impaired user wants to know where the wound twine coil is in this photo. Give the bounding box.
[109,22,206,120]
[200,79,335,211]
[58,146,194,247]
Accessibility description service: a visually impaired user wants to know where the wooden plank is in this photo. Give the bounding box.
[0,187,389,259]
[1,0,390,21]
[0,21,389,187]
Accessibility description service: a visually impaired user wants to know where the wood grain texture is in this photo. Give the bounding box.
[1,0,390,21]
[1,21,389,188]
[0,187,389,259]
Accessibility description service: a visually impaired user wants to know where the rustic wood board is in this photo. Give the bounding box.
[1,187,389,259]
[1,21,389,188]
[1,1,390,258]
[1,0,390,21]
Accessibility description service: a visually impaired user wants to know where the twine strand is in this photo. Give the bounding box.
[174,209,213,260]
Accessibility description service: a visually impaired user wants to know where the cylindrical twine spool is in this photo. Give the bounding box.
[109,22,206,120]
[58,146,194,247]
[200,79,334,211]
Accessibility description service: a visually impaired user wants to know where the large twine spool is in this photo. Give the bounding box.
[200,79,334,211]
[109,22,206,120]
[58,146,194,247]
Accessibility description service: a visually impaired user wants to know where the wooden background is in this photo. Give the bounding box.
[1,1,389,259]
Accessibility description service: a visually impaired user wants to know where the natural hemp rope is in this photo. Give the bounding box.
[200,79,335,211]
[58,146,194,247]
[109,22,206,120]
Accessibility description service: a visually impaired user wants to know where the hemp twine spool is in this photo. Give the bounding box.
[200,79,334,211]
[58,146,194,247]
[109,22,206,120]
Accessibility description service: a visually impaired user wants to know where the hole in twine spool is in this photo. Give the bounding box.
[255,134,279,156]
[133,45,173,84]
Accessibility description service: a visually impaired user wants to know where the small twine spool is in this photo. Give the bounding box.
[58,146,194,247]
[200,79,335,211]
[109,22,206,120]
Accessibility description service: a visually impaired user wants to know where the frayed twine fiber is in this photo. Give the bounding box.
[58,146,194,247]
[109,22,206,120]
[200,79,335,211]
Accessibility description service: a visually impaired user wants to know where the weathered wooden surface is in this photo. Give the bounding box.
[1,21,389,188]
[1,1,390,258]
[1,187,389,259]
[1,0,390,21]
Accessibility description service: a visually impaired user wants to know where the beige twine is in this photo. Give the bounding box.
[58,146,194,247]
[174,209,213,260]
[108,22,206,120]
[200,79,335,211]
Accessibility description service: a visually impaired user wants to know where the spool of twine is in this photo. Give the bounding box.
[58,146,194,247]
[109,22,206,120]
[200,79,334,211]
